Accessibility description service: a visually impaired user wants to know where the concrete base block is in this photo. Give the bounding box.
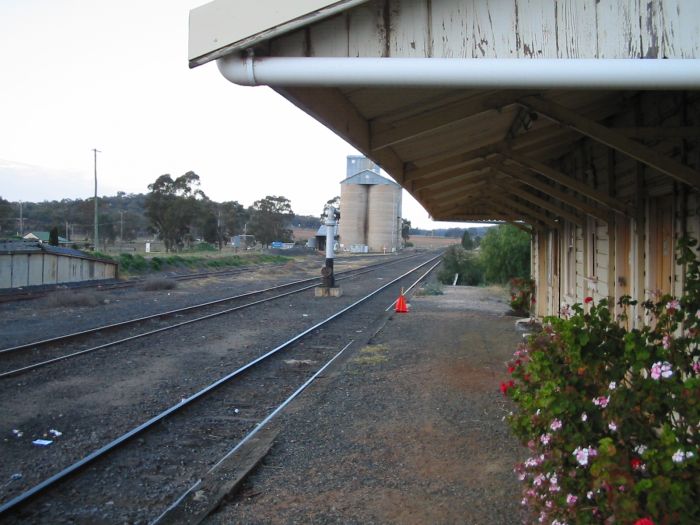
[315,286,343,298]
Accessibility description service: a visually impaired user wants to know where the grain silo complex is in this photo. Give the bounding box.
[339,156,402,253]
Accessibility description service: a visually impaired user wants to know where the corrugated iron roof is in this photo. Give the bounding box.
[341,170,399,186]
[0,240,116,265]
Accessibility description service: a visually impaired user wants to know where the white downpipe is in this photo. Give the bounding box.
[217,55,700,90]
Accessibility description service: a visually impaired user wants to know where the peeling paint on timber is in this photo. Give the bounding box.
[280,0,700,60]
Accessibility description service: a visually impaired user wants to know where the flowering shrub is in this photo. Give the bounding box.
[510,277,536,314]
[502,238,700,524]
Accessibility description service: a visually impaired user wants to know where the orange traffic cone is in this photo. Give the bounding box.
[395,289,408,313]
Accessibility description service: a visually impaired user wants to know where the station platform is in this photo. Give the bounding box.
[205,285,527,524]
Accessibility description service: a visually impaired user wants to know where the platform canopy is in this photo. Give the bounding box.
[189,0,700,229]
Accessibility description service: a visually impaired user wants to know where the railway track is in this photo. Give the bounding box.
[0,252,406,304]
[0,252,442,522]
[0,253,424,379]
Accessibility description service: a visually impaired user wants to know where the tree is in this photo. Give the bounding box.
[248,195,294,246]
[401,218,411,243]
[478,224,531,283]
[220,200,249,237]
[0,197,13,235]
[461,230,475,250]
[48,226,59,246]
[321,196,340,219]
[144,172,206,252]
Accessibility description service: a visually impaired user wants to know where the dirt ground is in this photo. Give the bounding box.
[206,285,528,525]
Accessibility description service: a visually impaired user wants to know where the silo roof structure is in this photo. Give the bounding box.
[341,170,399,187]
[339,167,402,253]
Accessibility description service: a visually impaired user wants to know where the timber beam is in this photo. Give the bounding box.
[412,159,490,191]
[370,91,536,151]
[489,194,560,229]
[490,178,583,226]
[519,95,700,189]
[500,148,634,216]
[277,87,405,182]
[487,160,610,222]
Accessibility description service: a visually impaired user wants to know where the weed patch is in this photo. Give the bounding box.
[352,344,390,365]
[141,278,177,291]
[45,290,100,308]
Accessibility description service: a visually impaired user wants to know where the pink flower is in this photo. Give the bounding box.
[566,493,578,506]
[650,361,673,380]
[692,361,700,374]
[634,519,654,525]
[581,412,588,422]
[540,433,552,445]
[592,395,610,408]
[662,334,672,350]
[666,299,680,313]
[573,446,597,466]
[550,419,563,431]
[608,421,618,432]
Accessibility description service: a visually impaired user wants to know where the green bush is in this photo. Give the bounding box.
[502,238,700,524]
[438,245,484,285]
[509,277,536,314]
[118,253,148,273]
[188,242,217,252]
[479,224,531,283]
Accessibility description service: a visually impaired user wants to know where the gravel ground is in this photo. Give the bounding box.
[0,252,437,522]
[206,284,529,525]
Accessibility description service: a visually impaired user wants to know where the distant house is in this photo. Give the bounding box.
[23,232,70,245]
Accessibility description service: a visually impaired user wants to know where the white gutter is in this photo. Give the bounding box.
[217,56,700,90]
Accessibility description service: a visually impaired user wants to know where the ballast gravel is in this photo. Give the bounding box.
[206,285,528,525]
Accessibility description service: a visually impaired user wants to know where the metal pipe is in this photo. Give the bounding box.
[217,56,700,90]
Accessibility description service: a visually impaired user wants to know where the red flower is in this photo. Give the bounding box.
[584,296,594,304]
[500,380,515,396]
[507,365,516,374]
[630,457,643,470]
[634,519,654,525]
[531,298,536,304]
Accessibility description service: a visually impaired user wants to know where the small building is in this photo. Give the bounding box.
[0,240,118,289]
[314,224,338,252]
[23,231,70,245]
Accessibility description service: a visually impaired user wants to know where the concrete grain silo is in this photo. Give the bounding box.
[339,156,402,253]
[367,183,402,253]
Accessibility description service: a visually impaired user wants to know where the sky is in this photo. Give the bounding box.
[0,0,472,230]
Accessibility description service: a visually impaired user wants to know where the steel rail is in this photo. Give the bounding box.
[0,253,441,517]
[384,259,443,311]
[0,253,421,355]
[0,254,425,378]
[156,260,443,523]
[152,339,355,524]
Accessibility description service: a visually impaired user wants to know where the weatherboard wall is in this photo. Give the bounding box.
[259,0,700,60]
[0,251,117,289]
[532,90,700,325]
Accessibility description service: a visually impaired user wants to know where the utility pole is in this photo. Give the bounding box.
[18,200,23,236]
[217,207,222,250]
[93,148,101,250]
[119,210,125,242]
[65,220,69,241]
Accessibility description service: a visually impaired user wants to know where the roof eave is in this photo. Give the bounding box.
[188,0,371,69]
